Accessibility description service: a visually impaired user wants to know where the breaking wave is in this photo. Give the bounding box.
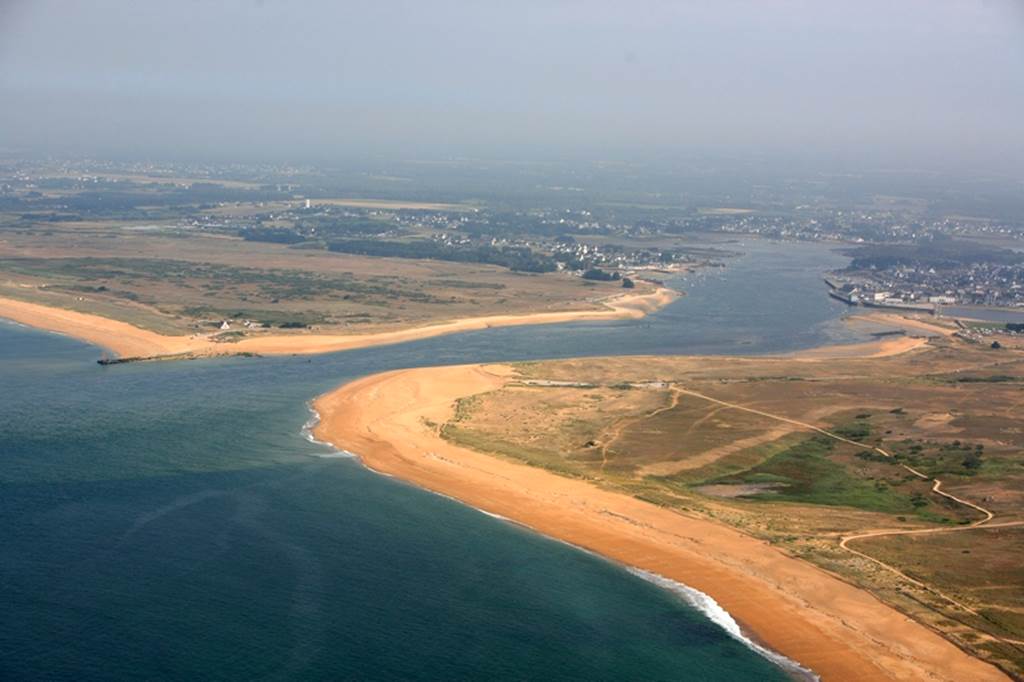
[301,404,356,458]
[628,568,819,680]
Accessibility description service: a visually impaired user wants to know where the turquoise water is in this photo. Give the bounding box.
[0,241,857,680]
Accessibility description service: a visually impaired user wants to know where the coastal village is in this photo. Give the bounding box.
[825,263,1024,313]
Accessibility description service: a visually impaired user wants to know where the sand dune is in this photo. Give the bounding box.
[312,363,1007,682]
[0,287,677,360]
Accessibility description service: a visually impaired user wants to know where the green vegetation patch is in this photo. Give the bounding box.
[832,420,871,442]
[662,432,808,485]
[441,424,586,478]
[327,239,557,273]
[0,256,447,306]
[705,435,916,514]
[891,439,985,477]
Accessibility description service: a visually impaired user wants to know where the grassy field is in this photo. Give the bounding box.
[0,167,637,336]
[857,526,1024,666]
[0,220,624,335]
[444,341,1024,675]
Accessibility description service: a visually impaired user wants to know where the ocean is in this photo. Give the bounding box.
[0,241,859,680]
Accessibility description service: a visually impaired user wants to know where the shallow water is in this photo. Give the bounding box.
[0,241,858,680]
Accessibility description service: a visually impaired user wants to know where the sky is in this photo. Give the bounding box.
[1,0,1023,170]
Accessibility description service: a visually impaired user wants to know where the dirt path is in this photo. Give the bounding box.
[639,425,797,477]
[665,384,1017,623]
[599,389,682,473]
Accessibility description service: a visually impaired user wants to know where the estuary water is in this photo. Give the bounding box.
[938,305,1024,324]
[0,241,861,681]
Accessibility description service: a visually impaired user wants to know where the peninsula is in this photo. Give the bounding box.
[0,287,676,361]
[312,336,1023,680]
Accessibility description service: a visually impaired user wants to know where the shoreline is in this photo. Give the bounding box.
[626,567,818,681]
[784,333,930,359]
[311,361,1007,682]
[0,287,677,361]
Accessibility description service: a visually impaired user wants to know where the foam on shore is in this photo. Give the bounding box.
[628,567,819,681]
[301,404,357,457]
[458,493,816,679]
[323,427,817,680]
[467,499,819,679]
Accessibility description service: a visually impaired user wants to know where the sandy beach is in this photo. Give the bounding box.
[312,362,1007,682]
[847,312,957,338]
[0,287,676,360]
[788,334,930,360]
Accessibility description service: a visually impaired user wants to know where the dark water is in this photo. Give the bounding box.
[938,305,1024,324]
[0,241,858,680]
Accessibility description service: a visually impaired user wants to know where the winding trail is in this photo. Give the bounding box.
[666,384,1024,625]
[524,375,1016,633]
[599,390,683,473]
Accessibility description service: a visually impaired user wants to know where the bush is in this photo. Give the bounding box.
[582,268,615,281]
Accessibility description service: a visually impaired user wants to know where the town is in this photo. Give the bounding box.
[827,263,1024,311]
[824,238,1024,316]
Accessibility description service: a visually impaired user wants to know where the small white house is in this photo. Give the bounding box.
[220,321,231,330]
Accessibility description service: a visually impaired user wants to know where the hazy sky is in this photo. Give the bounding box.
[2,0,1023,169]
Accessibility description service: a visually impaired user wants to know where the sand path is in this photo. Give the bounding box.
[313,364,1007,682]
[624,381,1021,644]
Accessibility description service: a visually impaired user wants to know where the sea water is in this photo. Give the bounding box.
[0,241,856,680]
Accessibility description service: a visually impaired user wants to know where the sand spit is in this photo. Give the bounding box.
[312,363,1007,682]
[790,334,930,360]
[0,297,199,358]
[0,288,677,361]
[848,313,957,338]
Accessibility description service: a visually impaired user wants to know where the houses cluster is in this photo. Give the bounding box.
[955,324,1024,344]
[698,209,1024,245]
[216,319,263,331]
[829,262,1024,310]
[550,239,690,273]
